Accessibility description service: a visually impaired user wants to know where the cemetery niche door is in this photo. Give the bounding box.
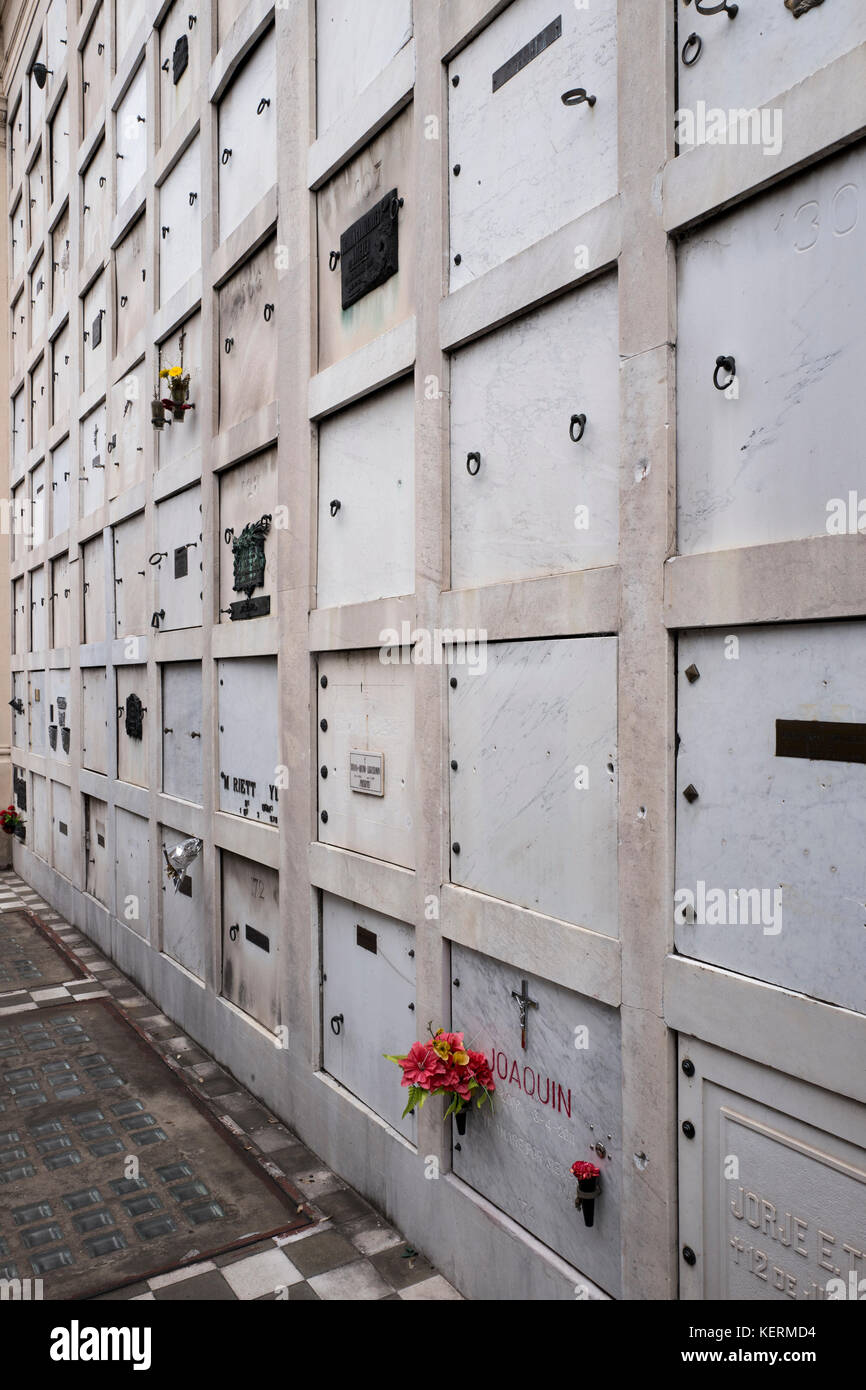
[317,650,415,869]
[113,511,148,638]
[52,780,75,882]
[218,240,278,433]
[84,793,109,906]
[450,946,623,1296]
[154,484,202,632]
[51,439,71,537]
[321,893,417,1142]
[218,448,278,625]
[47,669,71,763]
[82,533,106,642]
[115,807,150,940]
[157,314,203,470]
[161,662,203,806]
[159,1,202,137]
[220,852,280,1032]
[109,363,147,498]
[676,622,866,1016]
[449,637,618,935]
[216,27,276,243]
[81,667,108,775]
[29,671,47,756]
[31,773,50,862]
[114,217,147,359]
[678,1037,866,1302]
[160,822,207,981]
[450,278,619,590]
[217,657,279,824]
[677,145,866,556]
[447,0,617,288]
[50,553,73,650]
[116,665,149,788]
[158,138,201,306]
[316,379,414,610]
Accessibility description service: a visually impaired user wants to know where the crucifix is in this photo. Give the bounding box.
[511,979,538,1051]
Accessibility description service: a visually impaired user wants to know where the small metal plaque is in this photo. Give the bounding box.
[172,33,189,83]
[97,833,105,848]
[13,771,27,809]
[245,924,270,953]
[178,875,192,899]
[125,694,144,741]
[91,314,102,350]
[61,728,71,753]
[339,189,400,311]
[776,718,866,765]
[228,596,270,622]
[48,725,57,750]
[356,925,378,955]
[174,546,188,579]
[492,16,562,93]
[59,822,68,836]
[349,751,384,797]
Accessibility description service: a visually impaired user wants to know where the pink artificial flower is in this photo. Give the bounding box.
[398,1041,446,1091]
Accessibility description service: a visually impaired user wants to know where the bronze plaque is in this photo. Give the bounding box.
[339,189,400,311]
[492,16,561,93]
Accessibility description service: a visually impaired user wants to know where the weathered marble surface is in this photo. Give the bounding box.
[451,945,622,1296]
[676,622,866,1015]
[677,145,866,554]
[449,637,618,935]
[448,0,617,288]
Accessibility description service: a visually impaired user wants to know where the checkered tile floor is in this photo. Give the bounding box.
[0,871,462,1302]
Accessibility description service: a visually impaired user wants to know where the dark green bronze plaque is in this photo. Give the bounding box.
[340,189,400,311]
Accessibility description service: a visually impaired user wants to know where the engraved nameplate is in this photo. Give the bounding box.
[776,719,866,765]
[92,314,102,350]
[178,874,192,898]
[492,16,562,93]
[174,546,188,579]
[228,596,270,622]
[339,189,400,311]
[59,822,68,836]
[349,751,384,796]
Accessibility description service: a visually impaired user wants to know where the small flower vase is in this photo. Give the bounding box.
[2,823,14,835]
[575,1177,600,1228]
[454,1109,468,1136]
[169,376,190,421]
[151,397,166,430]
[14,823,25,842]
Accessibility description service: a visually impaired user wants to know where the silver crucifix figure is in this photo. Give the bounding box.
[511,979,538,1051]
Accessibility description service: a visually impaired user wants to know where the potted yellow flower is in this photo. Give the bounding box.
[159,364,194,422]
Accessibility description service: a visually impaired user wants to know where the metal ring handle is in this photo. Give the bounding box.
[466,451,481,477]
[329,499,341,517]
[330,1014,344,1036]
[263,303,274,321]
[224,527,234,546]
[569,413,587,443]
[224,337,233,354]
[329,250,340,271]
[390,196,404,220]
[686,0,738,17]
[229,923,239,941]
[257,97,270,114]
[221,147,232,164]
[148,551,168,565]
[561,88,596,107]
[681,31,702,65]
[713,355,736,391]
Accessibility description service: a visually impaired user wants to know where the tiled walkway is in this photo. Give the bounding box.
[0,870,463,1301]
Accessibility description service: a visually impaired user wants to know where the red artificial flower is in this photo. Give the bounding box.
[571,1160,601,1181]
[397,1041,446,1091]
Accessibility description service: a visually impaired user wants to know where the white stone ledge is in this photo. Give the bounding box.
[213,812,280,869]
[209,0,275,104]
[440,197,621,352]
[664,536,866,630]
[79,767,109,798]
[113,781,149,818]
[152,450,204,503]
[210,187,279,288]
[663,955,866,1105]
[308,41,416,190]
[441,566,620,643]
[663,44,866,235]
[212,616,278,659]
[210,401,278,472]
[111,635,148,665]
[441,884,621,1008]
[149,627,204,662]
[156,795,207,839]
[308,318,416,421]
[79,641,108,667]
[152,273,203,346]
[110,183,147,249]
[108,486,147,534]
[152,113,201,190]
[440,0,511,62]
[308,841,416,925]
[309,594,416,653]
[109,31,149,111]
